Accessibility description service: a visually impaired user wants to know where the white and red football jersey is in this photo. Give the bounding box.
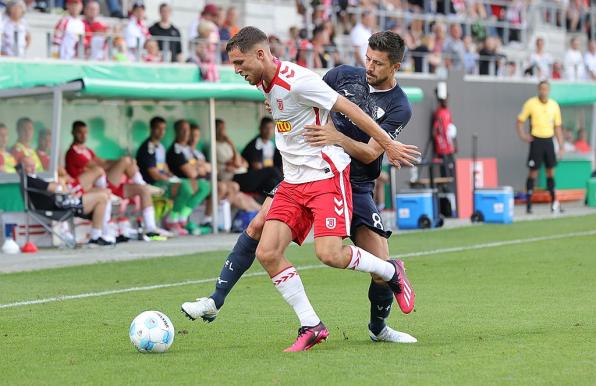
[258,60,350,184]
[65,144,96,178]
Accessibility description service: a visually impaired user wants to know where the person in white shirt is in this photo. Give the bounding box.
[528,37,552,80]
[124,0,149,55]
[190,26,419,352]
[51,0,84,60]
[1,0,30,57]
[564,36,586,80]
[350,9,375,67]
[584,40,596,80]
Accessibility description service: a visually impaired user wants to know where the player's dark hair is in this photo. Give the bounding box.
[368,31,406,64]
[226,26,268,53]
[215,118,224,128]
[190,122,200,131]
[150,116,166,130]
[259,117,273,131]
[159,2,169,11]
[16,117,32,134]
[0,122,6,130]
[71,120,86,134]
[538,80,550,88]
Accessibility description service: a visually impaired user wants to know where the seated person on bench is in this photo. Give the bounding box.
[22,156,114,246]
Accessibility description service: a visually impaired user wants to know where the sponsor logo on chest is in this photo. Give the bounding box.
[275,121,292,133]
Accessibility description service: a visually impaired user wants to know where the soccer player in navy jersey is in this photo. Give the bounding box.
[182,30,419,348]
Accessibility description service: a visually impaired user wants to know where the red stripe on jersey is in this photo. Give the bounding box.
[274,77,291,91]
[321,152,338,175]
[263,61,282,93]
[313,107,321,125]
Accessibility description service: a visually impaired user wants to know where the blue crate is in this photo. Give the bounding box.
[395,189,437,229]
[473,187,514,224]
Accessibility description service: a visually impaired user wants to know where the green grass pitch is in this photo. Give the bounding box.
[1,215,595,385]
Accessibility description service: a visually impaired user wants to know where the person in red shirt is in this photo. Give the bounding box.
[82,0,108,60]
[574,128,592,154]
[65,120,165,238]
[432,92,457,180]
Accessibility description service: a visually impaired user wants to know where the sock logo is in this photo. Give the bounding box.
[225,260,234,271]
[350,249,361,270]
[273,270,298,286]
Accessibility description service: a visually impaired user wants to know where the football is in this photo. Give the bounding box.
[129,311,175,353]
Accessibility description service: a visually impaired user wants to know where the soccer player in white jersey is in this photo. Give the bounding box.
[222,26,419,352]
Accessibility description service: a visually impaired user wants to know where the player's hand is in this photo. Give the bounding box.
[522,134,534,143]
[385,141,421,169]
[558,147,565,159]
[264,100,272,113]
[303,119,341,146]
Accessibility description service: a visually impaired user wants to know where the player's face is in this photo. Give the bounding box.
[365,48,400,87]
[74,126,88,144]
[20,121,34,143]
[177,123,190,143]
[190,128,200,145]
[229,47,265,86]
[23,157,36,175]
[152,122,166,141]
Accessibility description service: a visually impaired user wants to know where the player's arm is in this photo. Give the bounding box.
[554,104,564,156]
[516,101,533,143]
[331,95,420,167]
[147,166,169,182]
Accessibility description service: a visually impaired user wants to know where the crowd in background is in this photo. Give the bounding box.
[0,0,596,80]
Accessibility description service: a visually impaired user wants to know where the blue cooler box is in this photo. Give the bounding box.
[473,187,514,224]
[395,189,437,229]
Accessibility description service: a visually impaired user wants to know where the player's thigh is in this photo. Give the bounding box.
[314,235,345,267]
[255,220,293,262]
[544,139,557,170]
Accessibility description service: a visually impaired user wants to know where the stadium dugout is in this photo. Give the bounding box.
[0,59,425,246]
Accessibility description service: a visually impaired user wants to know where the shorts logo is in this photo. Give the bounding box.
[325,217,336,229]
[277,98,284,111]
[276,121,292,133]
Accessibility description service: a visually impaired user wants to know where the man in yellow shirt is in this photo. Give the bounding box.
[516,81,564,214]
[10,117,44,172]
[0,123,17,173]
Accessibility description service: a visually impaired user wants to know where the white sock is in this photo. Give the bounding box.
[272,266,320,327]
[131,172,146,185]
[143,206,157,232]
[95,175,107,189]
[102,201,112,235]
[346,245,396,281]
[90,228,102,240]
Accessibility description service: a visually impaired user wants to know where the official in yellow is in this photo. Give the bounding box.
[516,81,563,214]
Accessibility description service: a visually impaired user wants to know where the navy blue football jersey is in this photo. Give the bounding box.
[323,65,412,191]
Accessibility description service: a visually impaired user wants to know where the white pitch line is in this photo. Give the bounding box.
[1,229,595,310]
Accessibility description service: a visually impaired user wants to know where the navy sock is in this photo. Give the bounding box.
[526,177,535,209]
[210,231,258,309]
[547,177,556,203]
[368,280,394,336]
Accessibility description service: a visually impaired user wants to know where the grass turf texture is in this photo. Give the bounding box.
[1,215,595,385]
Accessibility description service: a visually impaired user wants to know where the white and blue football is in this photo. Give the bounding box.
[129,311,175,353]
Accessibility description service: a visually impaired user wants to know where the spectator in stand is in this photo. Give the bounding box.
[187,123,261,228]
[21,156,115,246]
[36,128,50,170]
[219,6,239,63]
[241,117,282,175]
[142,39,162,62]
[322,19,342,66]
[552,60,563,79]
[189,3,220,42]
[11,117,43,172]
[527,37,553,80]
[268,35,285,59]
[51,0,84,60]
[124,0,150,57]
[285,26,299,60]
[463,35,478,74]
[478,36,501,75]
[112,35,129,61]
[311,24,331,68]
[412,35,441,73]
[165,119,212,235]
[216,118,282,196]
[148,3,182,63]
[405,18,424,50]
[443,23,465,71]
[65,120,163,237]
[82,0,108,60]
[350,8,375,67]
[0,123,17,173]
[566,0,588,32]
[187,21,219,81]
[1,0,30,57]
[505,0,525,42]
[574,128,592,154]
[564,36,586,80]
[432,22,446,56]
[584,40,596,80]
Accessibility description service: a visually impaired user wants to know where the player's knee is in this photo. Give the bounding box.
[315,247,344,268]
[255,245,278,266]
[246,213,265,239]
